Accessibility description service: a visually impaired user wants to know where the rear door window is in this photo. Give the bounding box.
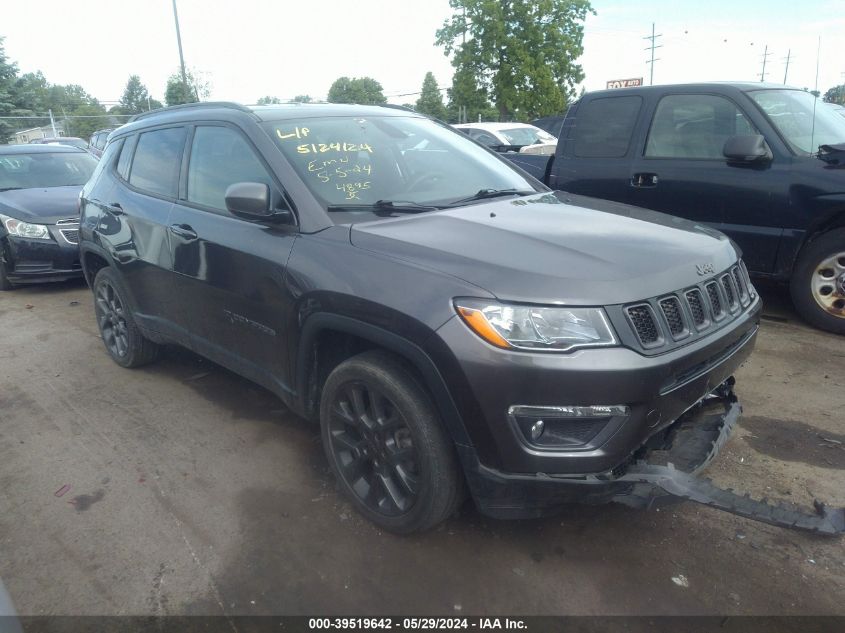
[572,96,642,158]
[129,127,187,198]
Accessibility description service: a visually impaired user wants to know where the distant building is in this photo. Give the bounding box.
[12,123,67,144]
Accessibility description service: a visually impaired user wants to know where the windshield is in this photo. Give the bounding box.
[499,126,556,146]
[263,116,540,217]
[749,89,845,153]
[0,152,98,190]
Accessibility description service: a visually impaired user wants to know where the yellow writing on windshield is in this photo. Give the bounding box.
[296,142,374,154]
[276,127,310,140]
[337,181,371,200]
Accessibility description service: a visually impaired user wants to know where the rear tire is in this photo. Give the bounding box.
[790,228,845,335]
[93,267,160,367]
[320,350,463,534]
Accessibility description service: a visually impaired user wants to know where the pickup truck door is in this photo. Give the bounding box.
[167,123,297,395]
[627,92,790,274]
[552,95,645,206]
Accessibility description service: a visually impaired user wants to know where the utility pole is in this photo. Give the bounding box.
[759,44,772,82]
[643,23,663,86]
[48,109,58,137]
[171,0,190,103]
[782,49,793,85]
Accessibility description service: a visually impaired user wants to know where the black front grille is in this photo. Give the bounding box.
[732,267,749,304]
[706,282,723,318]
[659,296,686,337]
[685,289,707,327]
[60,229,79,244]
[626,305,660,345]
[721,274,737,310]
[619,261,754,353]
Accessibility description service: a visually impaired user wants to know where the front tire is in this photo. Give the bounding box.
[320,350,463,534]
[93,267,160,367]
[0,263,14,291]
[790,228,845,335]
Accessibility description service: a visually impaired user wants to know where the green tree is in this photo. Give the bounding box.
[823,85,844,104]
[327,77,386,104]
[256,95,282,105]
[165,70,209,106]
[415,72,447,119]
[446,49,498,122]
[0,37,21,143]
[119,75,154,114]
[292,94,313,103]
[12,71,49,114]
[436,0,593,120]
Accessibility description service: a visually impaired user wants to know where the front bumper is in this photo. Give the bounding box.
[460,390,844,535]
[1,229,83,284]
[435,296,762,475]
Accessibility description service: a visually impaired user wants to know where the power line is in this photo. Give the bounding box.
[643,23,663,86]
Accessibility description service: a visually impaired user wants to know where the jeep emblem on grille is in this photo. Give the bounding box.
[696,263,715,276]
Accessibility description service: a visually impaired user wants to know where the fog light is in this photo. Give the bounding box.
[508,405,630,449]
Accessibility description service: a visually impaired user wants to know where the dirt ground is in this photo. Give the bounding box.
[0,278,843,616]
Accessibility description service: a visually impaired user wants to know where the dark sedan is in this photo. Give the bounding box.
[0,145,97,289]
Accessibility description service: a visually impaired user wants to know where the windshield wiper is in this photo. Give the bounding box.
[0,187,22,192]
[327,200,441,215]
[444,188,535,207]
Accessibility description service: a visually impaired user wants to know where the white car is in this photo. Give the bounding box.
[454,122,557,154]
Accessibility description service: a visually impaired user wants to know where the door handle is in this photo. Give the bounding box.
[631,173,659,188]
[169,223,198,240]
[102,201,124,215]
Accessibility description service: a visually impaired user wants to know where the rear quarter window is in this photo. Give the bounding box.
[572,96,643,158]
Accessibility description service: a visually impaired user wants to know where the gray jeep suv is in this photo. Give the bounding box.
[78,102,841,535]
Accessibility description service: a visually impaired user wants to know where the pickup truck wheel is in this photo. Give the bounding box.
[93,267,160,368]
[320,350,462,534]
[790,228,845,335]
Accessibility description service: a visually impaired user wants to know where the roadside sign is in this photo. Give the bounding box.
[606,78,643,89]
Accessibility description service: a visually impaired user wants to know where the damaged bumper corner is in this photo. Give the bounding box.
[613,394,845,535]
[465,383,845,535]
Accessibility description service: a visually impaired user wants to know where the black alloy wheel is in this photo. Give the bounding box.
[95,280,130,359]
[327,380,420,516]
[92,267,160,368]
[320,351,463,533]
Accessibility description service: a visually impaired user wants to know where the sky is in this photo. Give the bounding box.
[2,0,844,111]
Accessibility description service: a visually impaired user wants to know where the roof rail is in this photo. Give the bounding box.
[129,101,253,123]
[379,103,417,113]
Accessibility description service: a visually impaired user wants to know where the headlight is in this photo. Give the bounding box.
[454,299,618,352]
[1,214,51,240]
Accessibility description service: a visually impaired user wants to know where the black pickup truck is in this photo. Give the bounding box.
[508,83,845,334]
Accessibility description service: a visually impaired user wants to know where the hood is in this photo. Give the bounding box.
[0,186,82,224]
[350,192,740,305]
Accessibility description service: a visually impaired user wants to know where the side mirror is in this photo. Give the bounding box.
[723,135,773,163]
[224,182,293,224]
